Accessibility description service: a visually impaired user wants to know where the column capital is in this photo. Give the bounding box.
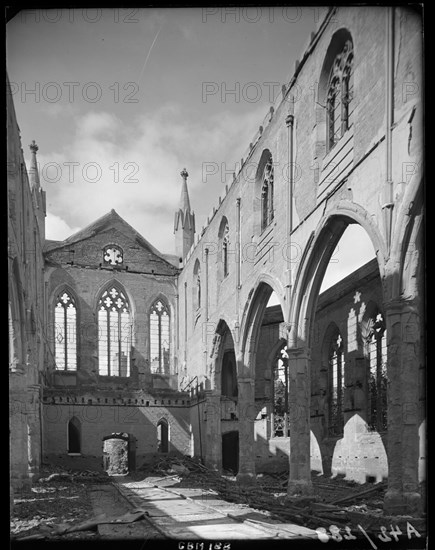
[237,377,254,385]
[383,297,419,314]
[285,347,310,360]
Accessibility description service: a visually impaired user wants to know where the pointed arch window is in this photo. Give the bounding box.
[54,290,77,371]
[329,332,345,435]
[193,260,201,311]
[98,285,131,376]
[157,418,169,453]
[197,271,201,308]
[222,222,230,277]
[327,39,354,151]
[150,299,170,374]
[261,156,274,231]
[68,417,81,454]
[367,313,387,431]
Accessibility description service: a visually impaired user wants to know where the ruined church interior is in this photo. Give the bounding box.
[9,5,425,542]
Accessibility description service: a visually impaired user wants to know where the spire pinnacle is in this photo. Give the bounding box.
[29,140,40,189]
[174,167,195,258]
[179,167,191,213]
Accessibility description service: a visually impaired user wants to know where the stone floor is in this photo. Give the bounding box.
[113,477,319,540]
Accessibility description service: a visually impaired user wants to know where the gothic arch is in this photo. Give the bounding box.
[67,416,81,454]
[50,283,79,310]
[146,291,173,318]
[157,418,170,453]
[240,273,286,341]
[51,285,79,371]
[192,258,201,312]
[318,29,354,107]
[147,290,176,367]
[148,296,171,375]
[316,28,354,160]
[217,216,230,281]
[253,149,274,235]
[93,278,136,317]
[208,319,238,391]
[240,276,286,380]
[96,280,133,377]
[290,207,386,348]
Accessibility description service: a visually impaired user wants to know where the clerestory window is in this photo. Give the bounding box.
[326,39,354,152]
[261,156,274,231]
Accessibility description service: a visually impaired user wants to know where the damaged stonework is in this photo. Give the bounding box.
[9,6,424,525]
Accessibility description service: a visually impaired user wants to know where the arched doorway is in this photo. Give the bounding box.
[67,417,81,454]
[157,419,169,453]
[204,319,237,472]
[239,280,287,479]
[102,433,135,475]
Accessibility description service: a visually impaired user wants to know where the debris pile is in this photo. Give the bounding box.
[135,457,426,534]
[38,468,110,484]
[11,466,98,540]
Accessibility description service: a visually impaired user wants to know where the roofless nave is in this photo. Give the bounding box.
[9,6,424,517]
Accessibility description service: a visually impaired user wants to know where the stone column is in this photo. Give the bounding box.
[236,377,256,484]
[286,347,313,496]
[10,384,31,493]
[383,298,422,515]
[204,390,222,471]
[27,385,41,482]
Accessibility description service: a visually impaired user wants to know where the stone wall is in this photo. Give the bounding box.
[45,263,178,389]
[175,6,423,512]
[8,75,46,494]
[42,391,191,471]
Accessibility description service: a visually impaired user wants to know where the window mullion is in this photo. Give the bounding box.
[107,310,111,377]
[158,313,162,372]
[118,310,122,377]
[63,305,68,371]
[338,351,343,430]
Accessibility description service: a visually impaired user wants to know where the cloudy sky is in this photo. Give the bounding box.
[7,7,376,291]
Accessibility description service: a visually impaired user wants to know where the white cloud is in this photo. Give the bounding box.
[40,102,79,118]
[75,111,119,139]
[39,101,266,254]
[45,213,81,241]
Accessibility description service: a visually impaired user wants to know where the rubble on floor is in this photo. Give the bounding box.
[38,466,110,484]
[10,465,110,540]
[135,457,426,535]
[11,461,426,541]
